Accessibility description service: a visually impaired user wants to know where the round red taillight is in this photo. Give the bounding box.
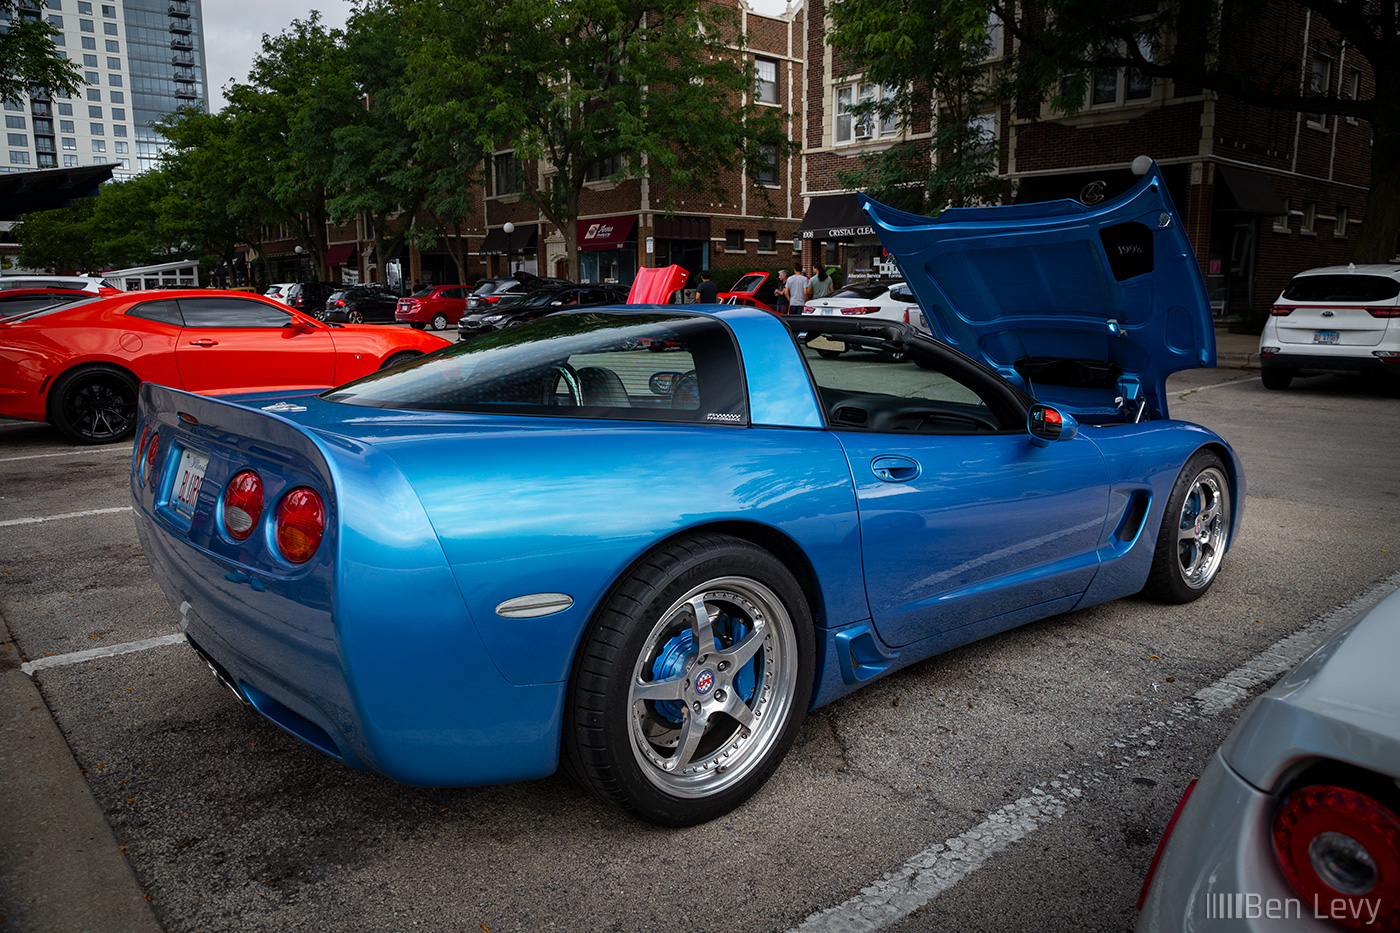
[275,487,325,564]
[221,470,263,541]
[144,430,160,488]
[136,425,150,470]
[1272,784,1400,931]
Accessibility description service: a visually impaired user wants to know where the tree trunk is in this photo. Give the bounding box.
[1355,127,1400,263]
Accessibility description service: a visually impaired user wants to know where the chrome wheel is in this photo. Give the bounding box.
[1175,466,1229,590]
[431,313,449,331]
[627,576,798,798]
[347,310,364,324]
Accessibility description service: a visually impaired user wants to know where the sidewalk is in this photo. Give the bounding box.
[1214,326,1261,370]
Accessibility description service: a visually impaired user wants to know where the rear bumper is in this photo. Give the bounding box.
[1260,351,1399,376]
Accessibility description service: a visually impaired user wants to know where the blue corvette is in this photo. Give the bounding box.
[132,163,1243,826]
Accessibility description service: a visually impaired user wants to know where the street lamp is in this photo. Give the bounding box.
[502,222,514,275]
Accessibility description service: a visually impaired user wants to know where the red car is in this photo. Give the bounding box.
[717,271,776,313]
[0,289,450,444]
[394,284,470,331]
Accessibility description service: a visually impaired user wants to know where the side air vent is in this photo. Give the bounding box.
[833,407,868,426]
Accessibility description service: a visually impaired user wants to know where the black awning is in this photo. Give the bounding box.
[1014,164,1191,213]
[0,165,116,220]
[798,193,874,240]
[1216,165,1287,215]
[480,224,538,255]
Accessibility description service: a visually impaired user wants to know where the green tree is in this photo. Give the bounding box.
[396,0,793,280]
[13,198,101,272]
[0,0,82,103]
[830,0,1013,213]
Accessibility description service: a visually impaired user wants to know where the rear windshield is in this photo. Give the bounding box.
[472,281,504,296]
[829,283,889,299]
[1282,274,1400,303]
[325,311,748,425]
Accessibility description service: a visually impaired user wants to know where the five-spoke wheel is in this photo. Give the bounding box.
[1144,451,1233,602]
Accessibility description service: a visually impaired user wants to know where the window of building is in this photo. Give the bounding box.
[81,36,95,49]
[105,39,118,52]
[1301,200,1317,234]
[63,154,77,166]
[2,101,22,112]
[1089,37,1154,107]
[4,115,24,129]
[62,136,75,149]
[47,13,62,26]
[112,124,125,137]
[109,91,122,103]
[106,56,119,69]
[33,118,51,134]
[834,82,898,144]
[754,57,778,104]
[116,157,127,169]
[89,122,103,135]
[58,102,72,115]
[755,142,779,186]
[77,0,91,11]
[110,107,123,120]
[492,151,523,196]
[757,230,777,252]
[725,229,746,252]
[9,151,30,164]
[107,74,121,86]
[114,140,127,152]
[91,139,104,151]
[102,21,115,34]
[85,88,100,100]
[584,154,623,183]
[83,53,97,66]
[101,3,114,15]
[79,17,92,30]
[985,12,1003,60]
[1335,206,1348,238]
[6,133,27,147]
[1306,57,1331,129]
[92,155,106,163]
[1345,71,1361,125]
[53,34,66,46]
[59,119,74,132]
[84,70,98,84]
[88,105,101,117]
[971,110,996,145]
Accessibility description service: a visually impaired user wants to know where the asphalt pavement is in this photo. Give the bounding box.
[0,326,1278,933]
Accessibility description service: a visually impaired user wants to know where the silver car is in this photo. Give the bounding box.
[1137,585,1400,931]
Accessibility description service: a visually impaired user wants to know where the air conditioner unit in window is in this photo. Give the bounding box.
[854,124,873,140]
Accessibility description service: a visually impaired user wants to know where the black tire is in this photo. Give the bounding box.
[49,364,139,444]
[378,351,419,371]
[347,310,365,324]
[1261,368,1293,390]
[1142,451,1232,603]
[564,533,815,826]
[430,313,449,331]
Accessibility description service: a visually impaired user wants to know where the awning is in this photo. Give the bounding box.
[798,193,874,241]
[326,243,357,266]
[578,215,636,251]
[480,224,538,255]
[1216,165,1287,215]
[654,215,710,240]
[0,165,115,220]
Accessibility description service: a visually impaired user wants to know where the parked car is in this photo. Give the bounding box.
[800,281,926,361]
[1137,583,1400,931]
[457,283,629,340]
[718,271,776,313]
[466,273,570,311]
[323,285,402,324]
[0,287,97,318]
[283,282,337,320]
[0,275,114,294]
[264,283,296,302]
[1258,264,1400,389]
[0,290,450,443]
[129,163,1240,827]
[396,284,470,331]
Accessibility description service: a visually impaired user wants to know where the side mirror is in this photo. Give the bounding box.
[287,317,317,333]
[1028,404,1079,446]
[649,371,686,395]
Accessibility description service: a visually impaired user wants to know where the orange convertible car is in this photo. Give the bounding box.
[0,290,451,443]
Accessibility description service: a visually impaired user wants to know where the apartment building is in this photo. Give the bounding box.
[1,0,209,178]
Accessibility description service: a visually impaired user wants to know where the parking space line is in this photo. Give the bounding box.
[0,448,132,464]
[785,569,1400,933]
[0,506,133,527]
[21,633,185,675]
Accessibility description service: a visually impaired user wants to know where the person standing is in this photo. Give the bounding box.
[785,265,810,315]
[774,269,790,314]
[809,265,832,301]
[696,270,720,303]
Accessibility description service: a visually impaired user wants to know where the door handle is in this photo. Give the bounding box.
[870,455,920,483]
[187,338,219,347]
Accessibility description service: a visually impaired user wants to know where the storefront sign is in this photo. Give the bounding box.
[801,225,874,239]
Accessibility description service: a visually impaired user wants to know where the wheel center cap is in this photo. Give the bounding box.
[1194,516,1205,538]
[694,669,715,697]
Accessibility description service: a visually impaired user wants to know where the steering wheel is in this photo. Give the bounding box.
[545,363,582,406]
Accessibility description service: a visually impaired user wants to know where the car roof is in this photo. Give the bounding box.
[1291,264,1400,279]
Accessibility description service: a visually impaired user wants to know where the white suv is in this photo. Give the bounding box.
[1259,264,1400,389]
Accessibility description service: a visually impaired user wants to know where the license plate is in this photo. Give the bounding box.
[1313,331,1340,345]
[819,308,837,316]
[170,448,208,520]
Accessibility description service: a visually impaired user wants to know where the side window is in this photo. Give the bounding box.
[178,297,293,328]
[126,299,183,326]
[799,338,1013,434]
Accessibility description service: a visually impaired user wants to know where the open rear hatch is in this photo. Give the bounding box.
[863,161,1215,422]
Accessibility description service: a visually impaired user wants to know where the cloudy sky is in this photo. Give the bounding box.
[201,0,792,111]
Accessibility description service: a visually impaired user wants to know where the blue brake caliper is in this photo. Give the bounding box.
[649,610,758,725]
